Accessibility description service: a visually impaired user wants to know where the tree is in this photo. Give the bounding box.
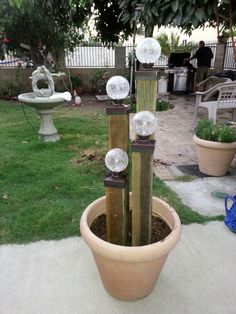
[118,0,236,37]
[92,1,133,44]
[0,0,92,65]
[156,32,194,58]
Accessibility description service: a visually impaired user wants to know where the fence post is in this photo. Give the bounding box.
[115,47,126,69]
[214,43,226,71]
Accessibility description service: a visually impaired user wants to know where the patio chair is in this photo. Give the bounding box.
[193,81,236,126]
[195,76,231,92]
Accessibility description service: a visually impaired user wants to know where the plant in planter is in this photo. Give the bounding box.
[193,119,236,176]
[80,39,181,302]
[156,98,173,111]
[90,69,109,100]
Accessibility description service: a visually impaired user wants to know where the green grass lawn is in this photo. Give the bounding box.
[0,100,223,244]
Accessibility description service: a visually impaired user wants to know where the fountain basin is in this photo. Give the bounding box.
[18,92,66,110]
[18,92,69,142]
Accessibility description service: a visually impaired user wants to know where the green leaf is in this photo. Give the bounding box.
[172,0,179,12]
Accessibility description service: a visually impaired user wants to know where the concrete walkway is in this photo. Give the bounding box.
[0,221,235,314]
[1,94,236,313]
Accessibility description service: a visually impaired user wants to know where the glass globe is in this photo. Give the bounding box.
[105,148,129,173]
[106,76,130,100]
[132,111,156,137]
[136,37,161,64]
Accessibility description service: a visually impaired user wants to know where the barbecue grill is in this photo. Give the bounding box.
[167,52,196,93]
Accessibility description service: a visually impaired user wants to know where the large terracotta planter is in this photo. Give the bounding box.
[193,135,236,176]
[80,195,181,301]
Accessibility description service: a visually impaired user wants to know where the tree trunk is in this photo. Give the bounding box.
[145,24,154,37]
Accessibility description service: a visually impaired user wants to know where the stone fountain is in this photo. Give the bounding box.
[18,66,71,142]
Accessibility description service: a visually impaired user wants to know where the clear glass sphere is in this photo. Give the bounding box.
[106,76,130,100]
[105,148,129,173]
[136,37,161,64]
[132,111,156,137]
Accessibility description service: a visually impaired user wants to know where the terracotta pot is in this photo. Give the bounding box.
[80,195,181,301]
[193,135,236,176]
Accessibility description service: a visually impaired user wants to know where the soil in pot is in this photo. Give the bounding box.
[90,212,171,246]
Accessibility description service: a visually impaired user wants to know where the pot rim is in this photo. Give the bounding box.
[80,195,181,263]
[193,134,236,149]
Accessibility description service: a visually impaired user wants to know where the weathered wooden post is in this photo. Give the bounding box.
[104,76,130,245]
[104,151,129,245]
[131,38,160,246]
[131,138,155,245]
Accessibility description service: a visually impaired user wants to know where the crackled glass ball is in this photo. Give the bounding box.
[106,76,130,100]
[136,37,161,64]
[132,111,156,137]
[105,148,129,173]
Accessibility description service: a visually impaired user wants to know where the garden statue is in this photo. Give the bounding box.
[32,65,55,97]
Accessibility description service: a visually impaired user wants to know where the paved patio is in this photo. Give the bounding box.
[153,93,236,180]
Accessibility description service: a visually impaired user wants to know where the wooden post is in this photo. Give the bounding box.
[104,174,128,245]
[106,105,129,152]
[131,70,157,246]
[135,71,157,113]
[131,140,155,246]
[105,105,130,245]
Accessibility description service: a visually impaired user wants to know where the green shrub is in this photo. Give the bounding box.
[123,95,136,113]
[195,119,236,143]
[90,69,109,94]
[156,99,171,111]
[70,74,82,89]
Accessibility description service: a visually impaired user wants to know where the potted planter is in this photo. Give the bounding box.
[81,69,181,301]
[80,195,181,301]
[193,119,236,176]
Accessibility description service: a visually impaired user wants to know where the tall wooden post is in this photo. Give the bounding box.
[105,105,130,245]
[131,140,155,246]
[132,70,157,246]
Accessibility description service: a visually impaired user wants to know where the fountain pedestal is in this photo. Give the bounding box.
[37,109,60,142]
[18,92,67,142]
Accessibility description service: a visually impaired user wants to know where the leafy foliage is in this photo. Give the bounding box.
[156,99,171,111]
[2,0,236,55]
[70,73,82,89]
[195,119,236,143]
[118,0,236,37]
[0,0,92,65]
[156,32,194,57]
[90,70,110,94]
[92,0,133,44]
